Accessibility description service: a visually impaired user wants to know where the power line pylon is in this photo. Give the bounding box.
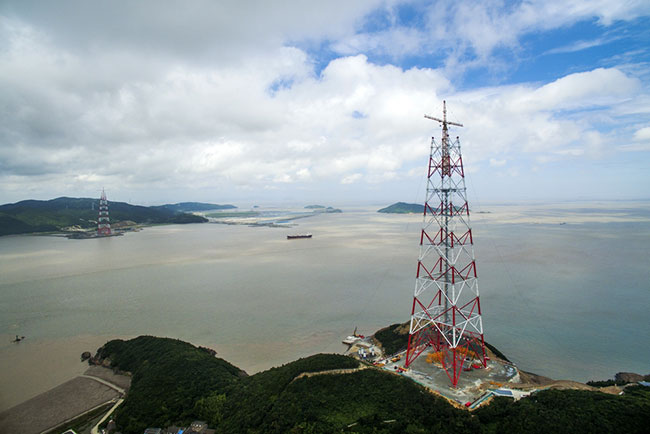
[97,188,112,236]
[404,101,486,387]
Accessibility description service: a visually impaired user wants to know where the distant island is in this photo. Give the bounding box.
[152,202,236,213]
[0,197,220,236]
[377,202,423,214]
[57,329,649,434]
[305,205,342,213]
[206,211,260,218]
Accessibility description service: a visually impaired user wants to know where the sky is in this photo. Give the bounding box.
[1,0,649,206]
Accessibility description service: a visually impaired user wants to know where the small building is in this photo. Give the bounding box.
[144,429,162,434]
[188,421,208,433]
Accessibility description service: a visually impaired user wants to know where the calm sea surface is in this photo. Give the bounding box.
[1,202,649,410]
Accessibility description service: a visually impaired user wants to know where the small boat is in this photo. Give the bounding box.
[342,335,360,345]
[287,234,312,239]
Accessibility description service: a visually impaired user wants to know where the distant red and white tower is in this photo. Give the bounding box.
[405,101,486,387]
[97,188,112,236]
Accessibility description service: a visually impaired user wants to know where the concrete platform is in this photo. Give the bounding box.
[382,350,519,405]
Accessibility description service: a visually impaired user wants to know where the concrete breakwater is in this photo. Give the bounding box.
[0,366,130,434]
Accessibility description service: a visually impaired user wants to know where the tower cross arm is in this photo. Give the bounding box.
[424,114,443,123]
[424,114,463,128]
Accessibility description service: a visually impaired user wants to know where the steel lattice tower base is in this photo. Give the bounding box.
[405,101,486,387]
[97,188,112,236]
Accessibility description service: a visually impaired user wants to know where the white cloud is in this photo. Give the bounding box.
[0,1,649,203]
[1,21,646,202]
[619,126,650,151]
[544,37,616,55]
[526,68,639,111]
[332,0,650,71]
[634,126,650,141]
[341,173,363,184]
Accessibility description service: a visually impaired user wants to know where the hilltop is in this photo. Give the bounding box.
[73,334,649,434]
[378,202,423,214]
[0,197,211,236]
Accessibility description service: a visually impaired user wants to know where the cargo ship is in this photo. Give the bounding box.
[287,234,312,239]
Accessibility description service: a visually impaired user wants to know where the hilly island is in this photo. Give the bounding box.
[0,198,236,236]
[377,202,423,214]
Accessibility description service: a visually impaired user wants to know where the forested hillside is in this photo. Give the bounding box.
[0,197,208,235]
[96,336,650,434]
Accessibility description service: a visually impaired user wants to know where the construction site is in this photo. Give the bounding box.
[343,332,533,409]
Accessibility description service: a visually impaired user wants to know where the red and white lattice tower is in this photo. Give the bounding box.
[405,101,486,387]
[97,188,112,236]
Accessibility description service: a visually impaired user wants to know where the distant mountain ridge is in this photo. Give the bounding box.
[0,197,211,236]
[152,202,236,213]
[377,202,423,214]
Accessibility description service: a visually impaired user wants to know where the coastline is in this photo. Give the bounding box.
[0,365,130,434]
[4,333,646,434]
[0,334,127,412]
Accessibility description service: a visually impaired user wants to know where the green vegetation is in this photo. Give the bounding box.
[103,337,359,434]
[212,354,360,433]
[258,369,478,433]
[99,336,244,434]
[102,336,650,434]
[0,197,207,236]
[374,322,409,355]
[377,202,423,214]
[305,205,326,209]
[586,379,626,387]
[474,387,650,433]
[152,202,236,213]
[0,213,57,235]
[206,211,260,218]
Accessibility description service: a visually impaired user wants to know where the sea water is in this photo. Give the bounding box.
[0,202,648,410]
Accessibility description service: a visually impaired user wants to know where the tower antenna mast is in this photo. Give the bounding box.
[405,100,486,387]
[97,188,112,236]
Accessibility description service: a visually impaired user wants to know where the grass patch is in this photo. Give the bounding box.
[373,322,409,355]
